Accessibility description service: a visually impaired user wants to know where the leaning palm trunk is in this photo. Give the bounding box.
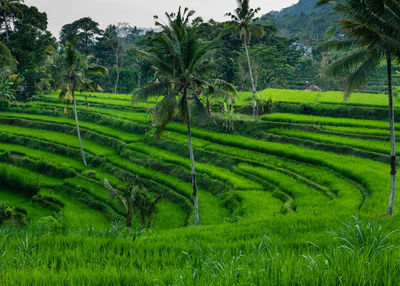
[72,80,88,167]
[387,54,396,215]
[244,38,256,119]
[4,11,9,44]
[184,88,200,226]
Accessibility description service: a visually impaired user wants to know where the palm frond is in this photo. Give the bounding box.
[59,84,72,102]
[203,79,238,99]
[86,66,108,76]
[190,93,209,119]
[177,93,187,125]
[324,49,369,77]
[104,179,129,213]
[344,51,381,98]
[133,80,170,103]
[104,179,118,200]
[318,39,357,52]
[154,93,178,138]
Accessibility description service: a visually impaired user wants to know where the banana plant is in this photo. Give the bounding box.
[104,178,161,230]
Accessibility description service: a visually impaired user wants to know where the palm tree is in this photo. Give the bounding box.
[135,7,237,226]
[226,0,261,119]
[56,42,108,166]
[317,0,400,215]
[0,0,23,44]
[104,178,161,229]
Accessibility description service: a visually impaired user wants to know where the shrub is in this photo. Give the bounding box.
[0,202,27,226]
[0,98,10,110]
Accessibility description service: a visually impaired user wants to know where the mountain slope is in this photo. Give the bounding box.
[273,0,330,17]
[260,0,336,43]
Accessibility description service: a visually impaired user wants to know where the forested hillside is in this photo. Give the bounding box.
[260,0,336,43]
[260,0,400,93]
[273,0,329,17]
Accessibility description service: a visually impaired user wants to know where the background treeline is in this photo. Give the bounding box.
[55,17,311,95]
[1,0,399,98]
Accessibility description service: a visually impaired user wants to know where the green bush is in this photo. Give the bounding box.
[0,202,27,226]
[0,98,10,110]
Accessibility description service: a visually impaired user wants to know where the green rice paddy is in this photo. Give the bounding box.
[1,89,400,285]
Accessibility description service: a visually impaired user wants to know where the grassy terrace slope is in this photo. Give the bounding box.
[1,89,400,284]
[3,91,400,219]
[239,88,396,107]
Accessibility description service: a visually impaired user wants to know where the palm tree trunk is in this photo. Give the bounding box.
[387,54,396,215]
[206,97,211,115]
[141,216,146,231]
[126,212,132,228]
[4,11,9,44]
[244,38,256,119]
[114,69,120,94]
[72,80,88,167]
[184,88,200,226]
[114,52,120,93]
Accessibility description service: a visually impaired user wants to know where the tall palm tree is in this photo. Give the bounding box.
[135,7,237,226]
[226,0,261,119]
[317,0,400,215]
[55,42,108,166]
[0,0,23,44]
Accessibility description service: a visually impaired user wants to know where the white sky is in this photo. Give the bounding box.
[24,0,298,37]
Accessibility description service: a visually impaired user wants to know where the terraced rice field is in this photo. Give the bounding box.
[1,90,400,284]
[2,91,399,225]
[239,88,397,107]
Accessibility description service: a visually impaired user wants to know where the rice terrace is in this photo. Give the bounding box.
[2,0,400,285]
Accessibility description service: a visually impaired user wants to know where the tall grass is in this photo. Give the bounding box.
[0,215,399,285]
